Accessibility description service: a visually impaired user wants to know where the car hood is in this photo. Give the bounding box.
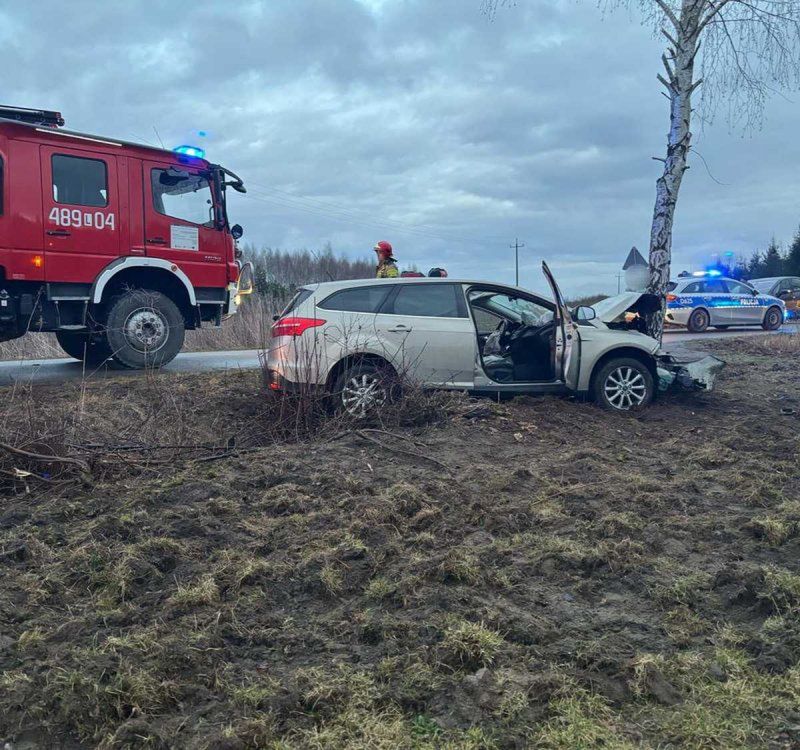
[591,292,659,323]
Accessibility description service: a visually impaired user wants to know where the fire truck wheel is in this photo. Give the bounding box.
[55,330,112,366]
[105,289,185,369]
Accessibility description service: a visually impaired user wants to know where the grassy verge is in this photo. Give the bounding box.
[1,340,799,748]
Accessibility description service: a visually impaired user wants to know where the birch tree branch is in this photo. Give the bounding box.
[697,0,734,35]
[654,0,682,29]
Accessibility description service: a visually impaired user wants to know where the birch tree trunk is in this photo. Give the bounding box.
[646,0,704,342]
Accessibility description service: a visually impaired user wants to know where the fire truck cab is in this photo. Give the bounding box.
[0,105,252,368]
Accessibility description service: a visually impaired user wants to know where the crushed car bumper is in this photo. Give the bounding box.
[656,350,725,392]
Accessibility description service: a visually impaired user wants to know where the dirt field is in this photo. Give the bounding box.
[1,338,799,749]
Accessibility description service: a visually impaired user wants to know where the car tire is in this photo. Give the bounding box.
[762,306,783,331]
[687,308,710,333]
[592,357,654,412]
[333,361,395,418]
[55,330,112,366]
[104,289,185,369]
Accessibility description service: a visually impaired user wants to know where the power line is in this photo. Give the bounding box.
[510,237,525,285]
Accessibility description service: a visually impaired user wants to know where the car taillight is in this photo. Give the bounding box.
[271,317,326,337]
[666,293,677,302]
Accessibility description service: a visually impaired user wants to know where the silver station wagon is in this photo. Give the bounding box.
[265,263,723,414]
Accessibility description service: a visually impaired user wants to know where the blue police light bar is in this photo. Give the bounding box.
[706,269,722,276]
[173,145,205,159]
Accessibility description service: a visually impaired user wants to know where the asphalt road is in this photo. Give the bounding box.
[0,326,794,386]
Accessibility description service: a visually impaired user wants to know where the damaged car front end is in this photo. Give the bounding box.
[588,292,725,396]
[656,350,726,392]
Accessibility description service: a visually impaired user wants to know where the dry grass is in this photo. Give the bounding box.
[1,340,799,748]
[0,295,276,362]
[715,322,800,355]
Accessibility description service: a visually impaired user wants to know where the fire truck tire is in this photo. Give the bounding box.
[104,289,185,369]
[55,330,112,366]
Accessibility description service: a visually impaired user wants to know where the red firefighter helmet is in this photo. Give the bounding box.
[373,240,393,258]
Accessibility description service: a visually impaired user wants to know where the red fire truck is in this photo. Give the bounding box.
[0,105,253,368]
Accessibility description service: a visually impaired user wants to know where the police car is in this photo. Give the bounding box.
[665,272,785,332]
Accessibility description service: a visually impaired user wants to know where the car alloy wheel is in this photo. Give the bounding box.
[687,308,709,333]
[763,306,782,331]
[603,366,648,410]
[340,372,388,418]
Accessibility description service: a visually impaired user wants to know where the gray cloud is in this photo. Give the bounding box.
[2,0,798,296]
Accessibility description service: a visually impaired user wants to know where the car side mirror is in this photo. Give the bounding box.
[752,288,759,296]
[576,305,596,321]
[231,224,244,240]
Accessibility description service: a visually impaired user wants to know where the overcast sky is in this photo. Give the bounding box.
[2,0,799,295]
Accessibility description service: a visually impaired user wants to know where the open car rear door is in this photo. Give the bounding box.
[542,261,579,389]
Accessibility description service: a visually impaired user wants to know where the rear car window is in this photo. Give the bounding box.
[666,282,677,291]
[390,283,466,318]
[318,285,391,313]
[281,288,314,316]
[681,281,702,293]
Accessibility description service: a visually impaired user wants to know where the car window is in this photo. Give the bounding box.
[318,285,391,313]
[702,280,726,293]
[724,280,753,294]
[151,168,214,226]
[281,288,314,316]
[390,283,465,318]
[681,281,702,293]
[469,291,551,326]
[751,279,774,293]
[666,282,678,291]
[52,154,108,207]
[472,307,503,334]
[778,278,800,293]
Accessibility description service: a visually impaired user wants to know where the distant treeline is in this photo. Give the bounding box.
[732,228,800,279]
[241,243,374,306]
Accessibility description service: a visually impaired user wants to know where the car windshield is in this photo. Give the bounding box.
[474,294,550,326]
[750,279,775,292]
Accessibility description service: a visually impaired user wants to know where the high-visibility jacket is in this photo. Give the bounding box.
[376,259,399,278]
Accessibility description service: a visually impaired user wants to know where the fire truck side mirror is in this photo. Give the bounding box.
[231,224,244,240]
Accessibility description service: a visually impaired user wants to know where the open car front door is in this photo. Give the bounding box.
[541,261,579,389]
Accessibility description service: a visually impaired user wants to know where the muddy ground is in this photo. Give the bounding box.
[0,338,799,749]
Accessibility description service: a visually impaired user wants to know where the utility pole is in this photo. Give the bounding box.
[616,272,623,294]
[510,238,525,286]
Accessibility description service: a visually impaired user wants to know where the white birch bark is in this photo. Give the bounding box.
[646,0,705,341]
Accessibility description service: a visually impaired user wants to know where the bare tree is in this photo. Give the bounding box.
[483,0,800,340]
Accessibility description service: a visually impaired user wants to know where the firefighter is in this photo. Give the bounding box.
[374,241,399,278]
